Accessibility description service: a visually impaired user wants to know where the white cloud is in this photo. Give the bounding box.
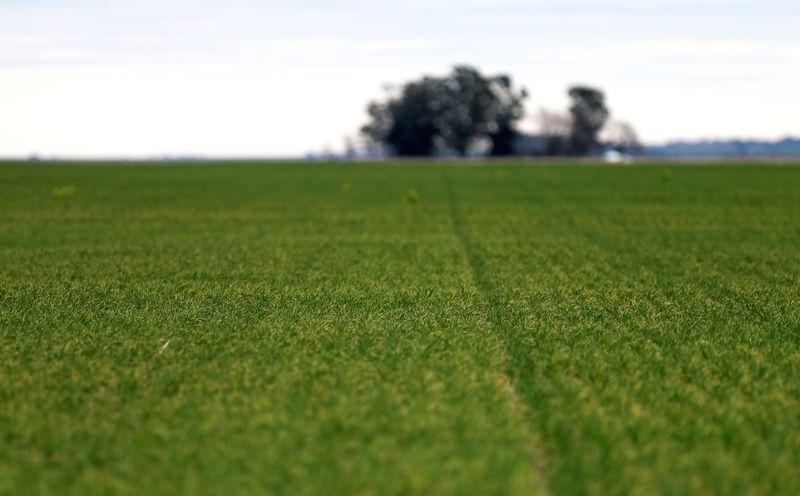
[0,0,798,156]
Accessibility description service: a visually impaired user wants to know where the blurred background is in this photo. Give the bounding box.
[1,0,798,159]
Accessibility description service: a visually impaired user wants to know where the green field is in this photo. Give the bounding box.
[1,161,799,495]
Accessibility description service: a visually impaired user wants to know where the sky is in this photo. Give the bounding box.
[1,0,798,158]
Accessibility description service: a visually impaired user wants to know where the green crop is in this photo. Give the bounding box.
[1,161,798,495]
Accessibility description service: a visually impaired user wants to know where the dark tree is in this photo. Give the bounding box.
[487,75,527,156]
[437,66,491,155]
[361,66,527,157]
[361,78,443,156]
[568,86,609,155]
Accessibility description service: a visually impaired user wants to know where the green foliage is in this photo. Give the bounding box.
[52,184,76,198]
[403,188,421,204]
[1,162,799,495]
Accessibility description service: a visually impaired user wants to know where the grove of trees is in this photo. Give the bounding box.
[360,65,640,157]
[361,66,528,157]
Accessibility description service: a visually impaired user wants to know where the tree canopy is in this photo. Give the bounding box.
[567,86,609,155]
[361,66,527,157]
[361,69,638,158]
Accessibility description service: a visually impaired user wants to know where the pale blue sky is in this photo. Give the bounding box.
[1,0,798,157]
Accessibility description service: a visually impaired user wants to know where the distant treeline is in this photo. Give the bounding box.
[645,138,800,158]
[360,65,639,158]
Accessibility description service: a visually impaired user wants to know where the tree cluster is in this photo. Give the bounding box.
[361,66,640,157]
[361,66,527,157]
